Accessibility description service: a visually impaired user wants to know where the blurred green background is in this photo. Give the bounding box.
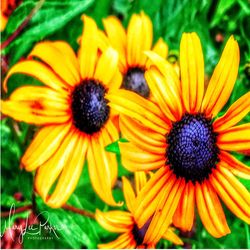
[1,0,250,248]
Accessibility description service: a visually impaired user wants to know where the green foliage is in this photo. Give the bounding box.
[1,0,250,249]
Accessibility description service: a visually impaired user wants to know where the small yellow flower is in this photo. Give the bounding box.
[96,172,183,249]
[99,11,168,99]
[1,15,123,208]
[106,32,250,239]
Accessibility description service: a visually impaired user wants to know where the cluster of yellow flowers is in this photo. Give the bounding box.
[1,12,250,249]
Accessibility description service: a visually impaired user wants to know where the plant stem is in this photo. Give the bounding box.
[62,204,95,219]
[1,204,32,217]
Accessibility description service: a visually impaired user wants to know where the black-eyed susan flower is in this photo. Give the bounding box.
[106,33,250,239]
[96,172,183,248]
[99,11,168,98]
[1,15,123,208]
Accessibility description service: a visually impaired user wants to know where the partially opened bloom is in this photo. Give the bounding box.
[96,172,183,248]
[1,15,123,208]
[99,11,168,99]
[106,33,250,239]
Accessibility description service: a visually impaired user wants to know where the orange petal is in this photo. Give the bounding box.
[79,15,98,79]
[145,67,182,121]
[202,180,230,237]
[107,90,168,135]
[34,129,78,204]
[211,165,250,223]
[119,118,167,154]
[144,177,185,243]
[180,33,204,113]
[98,232,135,249]
[122,176,136,213]
[46,132,88,208]
[135,171,147,195]
[213,91,250,132]
[162,228,183,245]
[217,123,250,151]
[119,142,165,172]
[29,41,80,86]
[22,123,71,171]
[95,209,134,233]
[219,151,250,179]
[195,182,223,238]
[134,167,172,227]
[173,181,195,232]
[202,36,240,117]
[120,114,167,151]
[87,135,121,206]
[3,60,69,93]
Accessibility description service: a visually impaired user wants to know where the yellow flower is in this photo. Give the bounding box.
[1,15,123,208]
[99,11,168,98]
[106,32,250,239]
[96,172,183,249]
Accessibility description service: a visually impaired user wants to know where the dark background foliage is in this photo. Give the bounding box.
[1,0,250,248]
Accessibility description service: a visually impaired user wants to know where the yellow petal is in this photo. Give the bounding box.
[107,90,168,135]
[173,181,195,232]
[213,91,250,132]
[152,38,168,59]
[46,132,88,208]
[35,129,78,204]
[145,67,182,121]
[122,176,136,213]
[162,228,183,245]
[180,33,204,113]
[22,123,71,171]
[219,151,250,179]
[202,36,240,117]
[135,171,147,195]
[144,177,185,243]
[94,47,119,85]
[95,209,134,233]
[217,123,250,151]
[79,15,98,79]
[1,99,69,125]
[29,41,80,86]
[134,167,172,228]
[196,182,226,238]
[98,232,135,249]
[3,60,69,93]
[211,165,250,223]
[87,135,121,206]
[102,16,127,70]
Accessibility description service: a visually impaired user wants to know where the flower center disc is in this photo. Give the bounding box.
[71,80,110,134]
[122,67,150,98]
[167,114,219,183]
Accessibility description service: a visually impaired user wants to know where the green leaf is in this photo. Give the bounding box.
[2,0,95,65]
[36,196,99,249]
[105,138,128,154]
[211,0,236,27]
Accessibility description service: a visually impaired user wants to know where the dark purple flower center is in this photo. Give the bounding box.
[166,113,219,183]
[122,67,150,98]
[71,80,110,134]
